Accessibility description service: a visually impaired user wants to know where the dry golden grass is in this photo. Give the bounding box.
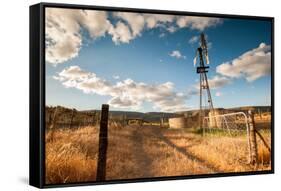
[45,125,271,184]
[45,127,99,184]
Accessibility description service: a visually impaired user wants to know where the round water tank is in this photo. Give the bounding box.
[169,117,186,129]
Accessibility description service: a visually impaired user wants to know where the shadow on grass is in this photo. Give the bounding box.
[150,127,223,173]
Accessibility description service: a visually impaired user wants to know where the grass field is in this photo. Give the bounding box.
[45,124,271,184]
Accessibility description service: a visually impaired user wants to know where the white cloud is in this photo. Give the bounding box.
[189,35,199,44]
[215,91,223,97]
[166,26,177,33]
[113,75,120,80]
[169,50,186,59]
[114,12,145,37]
[195,75,232,90]
[159,33,166,38]
[208,75,232,89]
[79,10,112,38]
[54,66,189,112]
[187,89,199,96]
[53,66,112,96]
[216,43,271,82]
[46,8,111,65]
[108,21,134,44]
[176,16,222,31]
[53,65,90,81]
[112,12,176,39]
[144,14,176,28]
[46,8,223,65]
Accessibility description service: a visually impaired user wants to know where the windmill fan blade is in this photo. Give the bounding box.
[193,51,198,67]
[193,56,197,67]
[206,54,210,65]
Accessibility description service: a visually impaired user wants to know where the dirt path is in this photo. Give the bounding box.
[114,126,221,178]
[130,127,153,177]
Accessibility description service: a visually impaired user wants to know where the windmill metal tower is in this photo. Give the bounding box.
[193,33,215,129]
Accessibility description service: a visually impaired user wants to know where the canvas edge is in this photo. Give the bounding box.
[29,3,44,189]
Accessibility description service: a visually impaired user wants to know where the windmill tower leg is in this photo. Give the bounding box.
[197,51,215,130]
[203,72,214,110]
[199,73,203,129]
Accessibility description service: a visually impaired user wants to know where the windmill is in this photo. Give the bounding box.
[193,33,215,129]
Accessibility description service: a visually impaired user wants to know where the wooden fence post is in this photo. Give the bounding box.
[259,108,262,120]
[160,113,164,127]
[92,111,96,127]
[96,104,109,181]
[50,107,58,129]
[160,118,163,127]
[49,107,59,141]
[248,110,258,165]
[123,114,127,128]
[69,109,75,128]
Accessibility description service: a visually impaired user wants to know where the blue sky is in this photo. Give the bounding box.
[45,8,272,112]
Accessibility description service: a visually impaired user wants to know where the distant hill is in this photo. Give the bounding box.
[82,109,181,122]
[177,106,271,117]
[229,106,271,113]
[47,105,271,124]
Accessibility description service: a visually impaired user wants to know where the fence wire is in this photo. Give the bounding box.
[203,112,251,162]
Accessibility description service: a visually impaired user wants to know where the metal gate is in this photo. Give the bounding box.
[203,112,251,162]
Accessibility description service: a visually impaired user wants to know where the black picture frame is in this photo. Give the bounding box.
[29,2,274,189]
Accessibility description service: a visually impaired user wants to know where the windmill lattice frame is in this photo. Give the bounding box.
[194,33,215,129]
